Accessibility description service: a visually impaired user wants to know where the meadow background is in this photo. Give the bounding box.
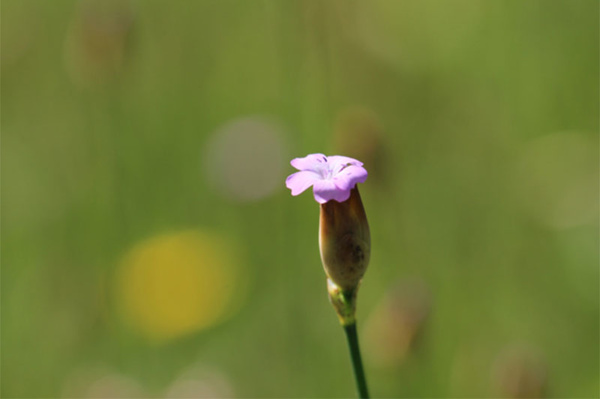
[2,1,598,397]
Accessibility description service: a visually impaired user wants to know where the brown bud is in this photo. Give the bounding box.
[319,187,370,292]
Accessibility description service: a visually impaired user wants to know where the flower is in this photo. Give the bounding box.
[285,153,371,326]
[285,153,368,204]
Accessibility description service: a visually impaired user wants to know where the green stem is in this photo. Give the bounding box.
[343,323,370,399]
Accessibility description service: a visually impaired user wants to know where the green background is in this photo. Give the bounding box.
[2,1,598,397]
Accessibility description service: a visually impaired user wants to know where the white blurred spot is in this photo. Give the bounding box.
[165,364,234,398]
[62,366,144,398]
[203,117,288,202]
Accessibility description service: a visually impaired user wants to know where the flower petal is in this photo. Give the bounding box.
[332,165,368,191]
[290,153,327,171]
[313,179,352,204]
[327,155,363,174]
[286,170,321,196]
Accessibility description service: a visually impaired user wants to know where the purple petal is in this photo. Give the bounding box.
[313,179,352,204]
[332,165,368,191]
[327,155,363,174]
[286,170,321,196]
[290,153,327,171]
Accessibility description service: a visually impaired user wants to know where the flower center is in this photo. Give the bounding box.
[313,157,356,180]
[316,165,333,180]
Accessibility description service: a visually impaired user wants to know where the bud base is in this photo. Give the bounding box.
[327,279,359,326]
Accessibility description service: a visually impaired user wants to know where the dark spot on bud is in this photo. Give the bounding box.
[352,244,364,263]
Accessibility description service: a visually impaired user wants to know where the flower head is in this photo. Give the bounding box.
[285,153,368,204]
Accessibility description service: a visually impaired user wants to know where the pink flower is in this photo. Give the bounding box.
[285,153,368,204]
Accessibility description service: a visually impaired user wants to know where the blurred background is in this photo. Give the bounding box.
[2,0,598,397]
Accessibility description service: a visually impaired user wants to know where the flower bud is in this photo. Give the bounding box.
[319,187,370,292]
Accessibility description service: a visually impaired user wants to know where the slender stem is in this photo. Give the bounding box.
[343,322,370,399]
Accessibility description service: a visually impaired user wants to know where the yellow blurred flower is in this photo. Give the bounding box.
[116,230,243,342]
